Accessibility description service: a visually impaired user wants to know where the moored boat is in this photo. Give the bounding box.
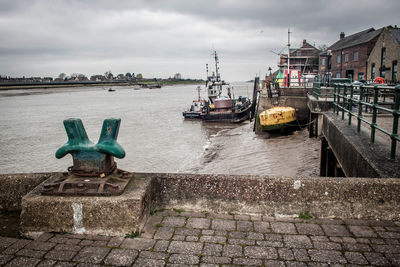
[183,50,251,123]
[258,106,296,131]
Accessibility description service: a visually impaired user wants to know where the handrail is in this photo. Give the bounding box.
[333,83,400,159]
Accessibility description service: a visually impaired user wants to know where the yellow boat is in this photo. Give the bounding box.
[259,106,296,131]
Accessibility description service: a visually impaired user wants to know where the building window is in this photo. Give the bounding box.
[344,53,349,62]
[337,55,341,64]
[321,58,325,66]
[393,61,398,82]
[336,72,341,78]
[380,48,386,77]
[358,72,364,80]
[296,51,301,56]
[371,63,375,79]
[354,51,359,61]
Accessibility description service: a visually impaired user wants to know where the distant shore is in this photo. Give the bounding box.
[0,79,204,90]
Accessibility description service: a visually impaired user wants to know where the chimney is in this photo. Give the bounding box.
[302,39,307,46]
[340,32,345,40]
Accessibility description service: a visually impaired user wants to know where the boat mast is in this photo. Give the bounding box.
[287,28,291,86]
[214,51,220,82]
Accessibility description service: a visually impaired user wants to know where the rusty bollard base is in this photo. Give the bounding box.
[42,169,131,196]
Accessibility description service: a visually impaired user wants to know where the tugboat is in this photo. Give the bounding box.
[183,86,205,119]
[183,51,251,123]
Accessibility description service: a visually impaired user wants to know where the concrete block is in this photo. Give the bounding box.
[20,173,155,238]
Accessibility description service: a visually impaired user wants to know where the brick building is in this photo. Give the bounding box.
[319,28,382,82]
[366,26,400,83]
[279,40,320,75]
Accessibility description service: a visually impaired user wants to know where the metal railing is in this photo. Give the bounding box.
[333,83,400,159]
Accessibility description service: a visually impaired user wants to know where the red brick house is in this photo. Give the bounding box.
[319,28,382,82]
[279,40,320,75]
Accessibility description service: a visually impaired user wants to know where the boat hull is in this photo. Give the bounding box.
[201,105,251,123]
[183,111,202,119]
[259,107,296,131]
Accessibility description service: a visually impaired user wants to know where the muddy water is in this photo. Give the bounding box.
[0,83,320,176]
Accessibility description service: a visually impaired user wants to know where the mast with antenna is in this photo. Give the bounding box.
[287,28,291,87]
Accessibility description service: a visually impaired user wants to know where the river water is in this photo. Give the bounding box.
[0,83,320,176]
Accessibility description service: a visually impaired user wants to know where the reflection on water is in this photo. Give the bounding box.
[0,83,319,176]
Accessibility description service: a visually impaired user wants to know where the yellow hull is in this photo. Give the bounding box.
[259,106,296,131]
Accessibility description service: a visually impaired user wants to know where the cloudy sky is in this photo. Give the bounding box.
[0,0,399,81]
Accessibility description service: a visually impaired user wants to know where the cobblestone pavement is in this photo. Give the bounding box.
[1,209,400,266]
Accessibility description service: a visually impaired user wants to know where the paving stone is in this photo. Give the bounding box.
[0,237,18,251]
[73,246,110,264]
[208,213,233,220]
[228,238,255,245]
[75,263,102,267]
[53,243,82,252]
[132,258,165,267]
[16,248,47,258]
[254,221,270,233]
[199,235,226,244]
[232,258,263,266]
[386,226,400,232]
[167,241,203,255]
[0,254,13,265]
[2,239,31,255]
[162,216,186,227]
[344,251,368,265]
[199,264,219,267]
[186,218,210,229]
[308,249,346,263]
[121,238,155,251]
[363,252,391,266]
[154,227,175,240]
[292,248,310,262]
[153,240,170,252]
[172,235,185,241]
[214,230,227,236]
[278,247,294,260]
[91,240,108,247]
[378,231,400,239]
[371,244,400,253]
[385,238,400,244]
[313,241,342,250]
[186,236,199,242]
[285,261,306,267]
[48,236,80,245]
[321,224,351,236]
[36,259,57,267]
[4,257,41,267]
[367,220,397,227]
[234,214,250,220]
[201,256,231,264]
[107,236,124,247]
[247,232,264,240]
[270,222,297,234]
[295,223,324,236]
[211,219,235,231]
[256,240,284,247]
[222,244,242,257]
[25,241,56,251]
[310,236,329,242]
[315,218,344,225]
[348,225,377,237]
[139,251,168,260]
[45,249,78,261]
[141,215,163,238]
[35,233,54,242]
[385,253,400,266]
[244,246,278,259]
[104,248,138,266]
[202,243,222,256]
[202,230,214,235]
[342,243,372,252]
[180,211,206,218]
[175,228,200,236]
[79,240,94,246]
[236,220,253,231]
[283,235,312,248]
[54,261,78,267]
[265,233,283,241]
[250,215,262,221]
[169,254,199,264]
[355,237,370,243]
[228,231,246,239]
[342,237,357,243]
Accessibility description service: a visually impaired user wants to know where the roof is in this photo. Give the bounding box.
[329,28,382,51]
[389,28,400,45]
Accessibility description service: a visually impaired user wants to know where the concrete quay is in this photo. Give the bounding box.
[1,209,400,266]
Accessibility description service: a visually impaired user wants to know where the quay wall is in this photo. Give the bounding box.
[2,172,400,220]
